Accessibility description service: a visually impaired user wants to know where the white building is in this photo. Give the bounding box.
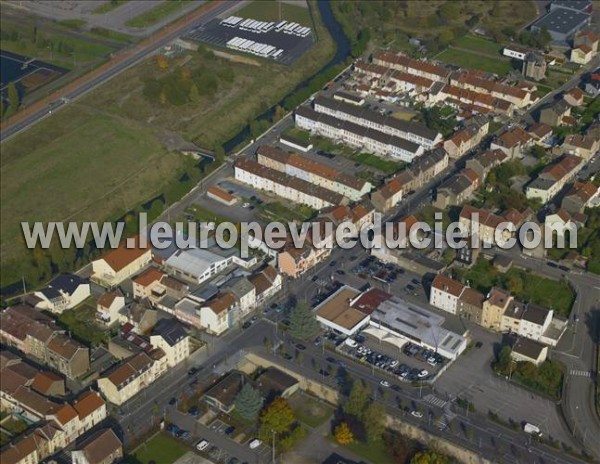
[149,318,190,368]
[429,274,466,315]
[34,274,90,314]
[164,248,232,284]
[96,289,126,325]
[91,239,152,288]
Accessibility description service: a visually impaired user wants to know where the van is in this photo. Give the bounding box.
[523,423,542,436]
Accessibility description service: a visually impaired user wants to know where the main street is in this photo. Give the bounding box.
[0,0,241,142]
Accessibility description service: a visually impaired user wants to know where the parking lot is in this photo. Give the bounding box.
[185,18,314,65]
[326,329,448,385]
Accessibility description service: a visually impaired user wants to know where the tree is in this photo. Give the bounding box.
[259,397,295,438]
[234,383,263,421]
[334,422,354,444]
[495,345,513,373]
[156,55,169,70]
[6,82,20,118]
[438,29,454,47]
[439,2,459,20]
[288,301,320,340]
[505,272,524,295]
[363,402,386,442]
[213,145,225,163]
[410,450,452,464]
[189,84,201,103]
[343,380,370,418]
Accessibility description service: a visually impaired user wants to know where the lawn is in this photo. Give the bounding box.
[57,299,110,347]
[0,431,10,446]
[0,1,335,288]
[353,153,405,175]
[236,1,312,26]
[290,393,334,428]
[0,106,184,286]
[2,417,29,435]
[456,258,575,317]
[93,0,131,15]
[452,35,504,56]
[283,127,311,144]
[131,433,189,464]
[125,0,192,28]
[257,201,316,224]
[436,48,512,76]
[330,435,392,463]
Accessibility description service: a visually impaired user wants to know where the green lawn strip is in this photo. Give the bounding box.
[283,127,311,144]
[436,48,512,75]
[453,35,504,56]
[458,259,575,317]
[2,418,29,435]
[125,0,192,28]
[291,395,334,428]
[236,1,312,26]
[93,0,131,15]
[353,152,404,175]
[132,433,189,464]
[329,435,392,463]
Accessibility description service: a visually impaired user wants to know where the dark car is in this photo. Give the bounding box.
[326,356,337,364]
[168,397,177,406]
[281,352,293,360]
[295,343,306,351]
[188,367,199,376]
[318,368,330,377]
[311,275,319,282]
[242,321,252,329]
[335,269,345,275]
[547,262,558,268]
[188,406,200,417]
[329,260,337,267]
[406,284,415,291]
[391,384,401,392]
[282,319,291,326]
[225,426,236,436]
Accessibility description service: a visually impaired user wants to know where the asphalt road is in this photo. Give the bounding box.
[0,1,236,142]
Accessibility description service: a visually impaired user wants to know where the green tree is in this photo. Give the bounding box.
[189,84,201,103]
[234,383,263,421]
[495,345,512,373]
[288,301,320,340]
[363,402,386,442]
[214,145,225,163]
[343,380,370,418]
[439,2,459,20]
[6,82,20,117]
[259,397,295,438]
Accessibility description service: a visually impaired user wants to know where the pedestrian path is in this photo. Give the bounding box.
[424,394,448,408]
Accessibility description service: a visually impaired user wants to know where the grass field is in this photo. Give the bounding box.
[0,106,184,284]
[131,433,189,464]
[0,20,115,68]
[93,0,131,15]
[353,153,404,175]
[236,1,312,26]
[331,435,392,463]
[1,1,335,287]
[452,35,504,56]
[291,394,334,428]
[436,48,513,75]
[125,0,192,28]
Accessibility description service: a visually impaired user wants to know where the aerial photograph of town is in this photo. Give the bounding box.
[0,1,599,463]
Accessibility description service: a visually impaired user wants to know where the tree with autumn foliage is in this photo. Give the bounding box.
[334,422,354,445]
[259,397,296,440]
[410,450,452,464]
[155,54,169,70]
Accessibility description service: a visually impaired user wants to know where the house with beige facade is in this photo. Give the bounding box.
[96,289,126,326]
[91,238,152,288]
[149,318,190,368]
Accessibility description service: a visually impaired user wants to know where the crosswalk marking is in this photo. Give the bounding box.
[570,369,592,378]
[424,394,448,408]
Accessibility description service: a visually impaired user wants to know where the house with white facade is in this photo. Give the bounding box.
[96,289,126,325]
[149,318,190,368]
[429,274,466,315]
[34,274,90,314]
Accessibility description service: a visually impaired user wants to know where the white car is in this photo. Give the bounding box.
[344,338,358,348]
[242,202,250,208]
[249,438,262,449]
[196,439,210,451]
[417,369,429,378]
[380,380,390,387]
[411,410,423,419]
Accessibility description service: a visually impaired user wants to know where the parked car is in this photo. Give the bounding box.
[249,438,262,449]
[411,410,423,418]
[225,426,236,436]
[188,367,199,376]
[188,406,200,417]
[295,343,306,351]
[418,369,429,378]
[196,439,210,451]
[380,380,390,387]
[168,397,177,406]
[242,321,252,329]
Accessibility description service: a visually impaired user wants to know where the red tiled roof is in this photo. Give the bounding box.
[74,391,105,419]
[432,274,465,297]
[132,267,165,287]
[208,186,235,203]
[99,237,150,273]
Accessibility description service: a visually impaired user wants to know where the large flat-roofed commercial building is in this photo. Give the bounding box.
[164,248,232,284]
[530,7,591,43]
[313,286,371,336]
[359,290,467,359]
